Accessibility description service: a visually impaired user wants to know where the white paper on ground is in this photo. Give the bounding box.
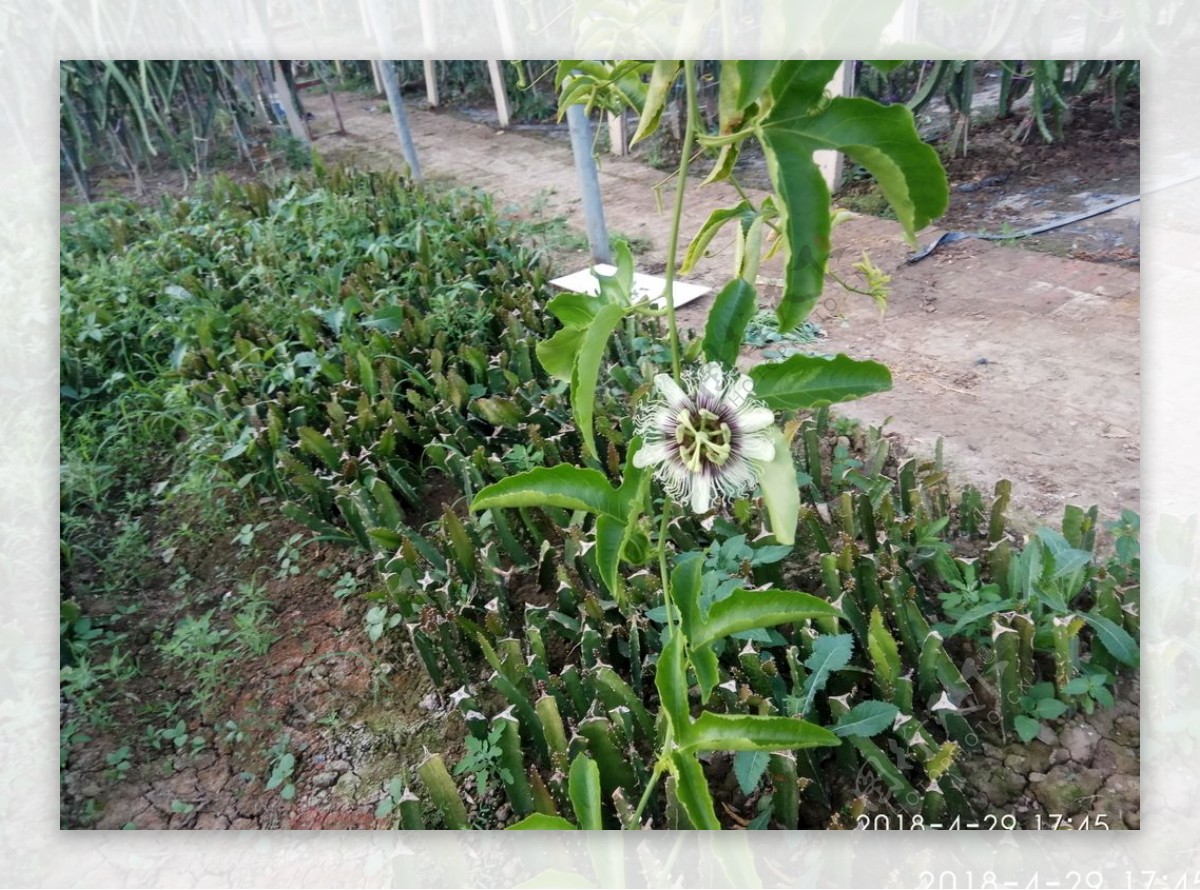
[550,264,711,309]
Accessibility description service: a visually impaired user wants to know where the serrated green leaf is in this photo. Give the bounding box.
[733,750,771,795]
[1081,613,1139,667]
[1050,547,1094,581]
[749,353,892,411]
[1062,677,1091,695]
[798,633,855,716]
[832,700,898,738]
[691,589,841,650]
[471,465,622,517]
[703,278,757,368]
[567,752,603,830]
[682,712,841,753]
[758,427,800,546]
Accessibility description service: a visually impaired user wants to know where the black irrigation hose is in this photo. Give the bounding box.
[906,194,1141,264]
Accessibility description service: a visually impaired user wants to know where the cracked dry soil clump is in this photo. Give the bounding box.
[962,678,1139,829]
[61,530,467,830]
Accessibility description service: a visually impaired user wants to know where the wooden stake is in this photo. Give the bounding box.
[272,60,311,143]
[607,110,628,156]
[486,59,511,128]
[313,60,347,134]
[423,60,439,107]
[816,62,854,191]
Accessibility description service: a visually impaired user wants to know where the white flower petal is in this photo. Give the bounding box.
[739,435,775,462]
[690,475,712,514]
[653,374,689,412]
[632,440,672,468]
[736,405,776,433]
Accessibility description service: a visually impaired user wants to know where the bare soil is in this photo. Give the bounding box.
[61,514,465,830]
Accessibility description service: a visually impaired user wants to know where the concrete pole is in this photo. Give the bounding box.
[566,103,612,265]
[379,61,423,181]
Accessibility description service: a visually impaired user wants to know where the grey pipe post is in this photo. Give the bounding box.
[566,102,612,265]
[380,61,423,181]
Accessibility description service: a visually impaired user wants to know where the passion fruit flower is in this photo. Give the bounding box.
[633,362,776,514]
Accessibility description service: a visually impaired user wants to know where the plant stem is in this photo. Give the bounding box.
[632,755,668,824]
[660,61,700,384]
[657,497,676,625]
